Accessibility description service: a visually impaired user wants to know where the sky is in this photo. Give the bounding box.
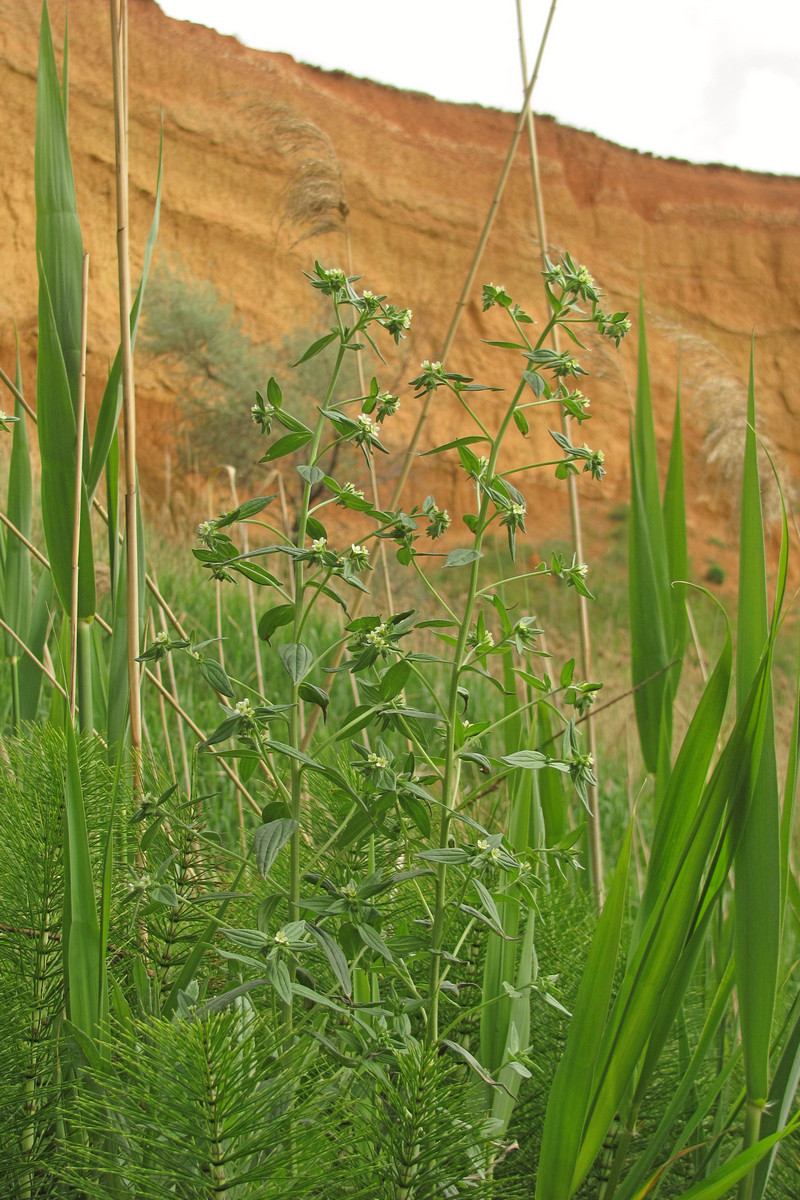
[157,0,800,177]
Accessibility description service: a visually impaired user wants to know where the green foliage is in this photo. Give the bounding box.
[140,258,361,484]
[1,7,799,1196]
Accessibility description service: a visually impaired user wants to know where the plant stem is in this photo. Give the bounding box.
[426,382,525,1045]
[284,339,348,1031]
[737,1100,764,1200]
[69,252,90,728]
[516,0,603,906]
[109,0,142,797]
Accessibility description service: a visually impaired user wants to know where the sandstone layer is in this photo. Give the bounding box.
[1,0,799,587]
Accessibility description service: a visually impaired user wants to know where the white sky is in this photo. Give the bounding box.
[157,0,800,177]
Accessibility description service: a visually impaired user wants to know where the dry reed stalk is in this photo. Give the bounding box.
[515,0,603,905]
[300,0,559,753]
[109,0,142,796]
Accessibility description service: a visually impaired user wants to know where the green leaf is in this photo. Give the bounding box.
[444,548,483,568]
[500,751,547,771]
[308,925,351,996]
[357,923,394,962]
[266,958,293,1006]
[292,330,338,365]
[63,718,103,1041]
[279,643,313,684]
[258,603,294,643]
[198,657,234,698]
[260,431,313,463]
[254,818,298,878]
[297,463,325,485]
[298,682,330,720]
[380,659,410,701]
[735,341,781,1116]
[5,340,33,661]
[536,824,632,1199]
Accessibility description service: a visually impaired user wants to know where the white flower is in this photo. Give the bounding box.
[274,929,290,946]
[311,537,327,553]
[235,698,255,718]
[367,751,389,770]
[155,630,169,646]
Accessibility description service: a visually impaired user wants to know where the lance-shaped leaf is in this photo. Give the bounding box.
[37,268,95,618]
[629,300,673,774]
[35,8,94,619]
[734,344,781,1145]
[63,719,103,1040]
[662,386,688,674]
[536,822,632,1200]
[5,341,32,661]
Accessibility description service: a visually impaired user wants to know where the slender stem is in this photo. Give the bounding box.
[426,382,526,1045]
[392,0,559,510]
[285,338,348,1031]
[109,0,142,796]
[737,1101,763,1200]
[516,0,603,906]
[69,253,90,727]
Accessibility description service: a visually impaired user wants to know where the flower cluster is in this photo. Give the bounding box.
[543,254,602,306]
[378,305,412,342]
[559,387,592,423]
[374,390,400,422]
[596,310,631,346]
[551,552,592,598]
[422,495,451,540]
[306,262,350,298]
[251,390,277,435]
[481,282,511,311]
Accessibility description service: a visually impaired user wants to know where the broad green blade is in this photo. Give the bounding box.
[491,909,536,1136]
[573,645,774,1194]
[615,957,736,1200]
[107,540,130,749]
[629,437,672,774]
[87,129,163,504]
[18,569,55,722]
[35,0,83,414]
[663,386,688,671]
[638,1116,800,1200]
[37,268,95,618]
[63,718,102,1039]
[751,989,800,1198]
[4,338,33,662]
[535,823,632,1200]
[636,624,731,941]
[734,345,780,1112]
[35,4,94,618]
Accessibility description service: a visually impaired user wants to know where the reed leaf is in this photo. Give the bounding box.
[734,346,781,1192]
[5,339,33,666]
[662,386,688,681]
[35,4,95,620]
[629,302,673,774]
[62,719,103,1040]
[535,822,632,1199]
[572,637,775,1195]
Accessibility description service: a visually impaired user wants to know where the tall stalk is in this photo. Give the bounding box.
[69,253,90,727]
[109,0,142,796]
[298,2,559,754]
[516,0,603,905]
